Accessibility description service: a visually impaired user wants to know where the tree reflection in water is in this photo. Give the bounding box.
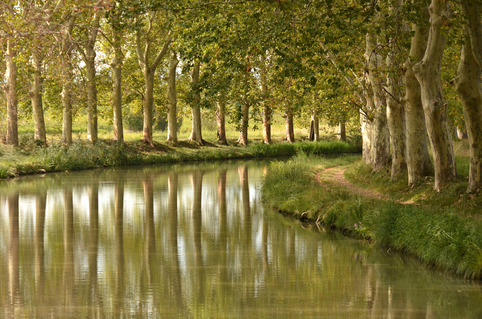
[0,162,480,318]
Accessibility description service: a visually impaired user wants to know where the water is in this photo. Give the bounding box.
[0,161,480,318]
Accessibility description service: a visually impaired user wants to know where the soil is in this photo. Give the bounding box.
[315,166,415,205]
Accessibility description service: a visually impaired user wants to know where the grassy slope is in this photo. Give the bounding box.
[261,144,482,279]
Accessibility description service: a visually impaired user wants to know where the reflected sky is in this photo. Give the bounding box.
[0,161,481,318]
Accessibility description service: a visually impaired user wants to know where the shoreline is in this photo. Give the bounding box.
[261,157,482,280]
[0,139,361,179]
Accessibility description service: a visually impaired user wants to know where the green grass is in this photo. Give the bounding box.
[0,133,361,179]
[261,149,482,279]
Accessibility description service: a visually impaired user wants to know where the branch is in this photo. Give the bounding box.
[135,20,147,72]
[151,31,173,70]
[383,86,402,104]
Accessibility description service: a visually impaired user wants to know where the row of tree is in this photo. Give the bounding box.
[1,0,481,192]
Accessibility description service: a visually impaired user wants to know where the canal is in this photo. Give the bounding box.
[0,161,480,318]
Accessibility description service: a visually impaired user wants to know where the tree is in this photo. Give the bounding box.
[75,7,102,144]
[4,37,18,146]
[363,33,390,171]
[455,0,482,193]
[166,49,179,143]
[259,55,272,144]
[31,36,47,145]
[413,0,457,191]
[59,13,77,146]
[135,11,172,145]
[189,60,203,145]
[1,2,19,146]
[385,0,407,179]
[105,0,127,145]
[404,22,433,185]
[215,93,228,145]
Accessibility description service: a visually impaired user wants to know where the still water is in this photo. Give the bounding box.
[0,161,480,318]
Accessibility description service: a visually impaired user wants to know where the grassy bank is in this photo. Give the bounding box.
[261,153,482,279]
[0,138,360,179]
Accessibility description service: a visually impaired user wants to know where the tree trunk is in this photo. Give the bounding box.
[60,17,76,146]
[260,59,271,144]
[413,0,457,191]
[338,119,346,141]
[385,0,407,179]
[309,108,320,141]
[112,28,124,145]
[285,106,295,143]
[31,45,47,145]
[238,100,249,147]
[142,70,155,145]
[364,33,390,171]
[60,50,73,146]
[263,104,272,144]
[361,100,374,164]
[455,0,482,193]
[83,14,100,145]
[216,96,227,145]
[404,24,433,185]
[386,67,406,179]
[85,44,98,144]
[4,38,18,146]
[167,51,179,143]
[189,60,203,145]
[238,68,250,147]
[135,16,172,146]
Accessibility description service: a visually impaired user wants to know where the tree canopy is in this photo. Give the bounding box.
[1,0,481,192]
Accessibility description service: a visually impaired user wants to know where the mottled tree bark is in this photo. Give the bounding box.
[167,51,179,143]
[404,24,433,185]
[338,119,346,141]
[309,108,320,142]
[112,28,124,145]
[136,24,172,145]
[413,0,457,191]
[238,69,250,147]
[263,104,272,144]
[260,59,271,144]
[31,43,47,145]
[4,38,18,146]
[386,67,406,179]
[82,14,100,144]
[385,0,407,179]
[142,71,155,144]
[216,95,227,145]
[285,106,295,143]
[189,60,203,145]
[60,16,76,146]
[455,0,482,193]
[238,100,250,147]
[364,34,390,171]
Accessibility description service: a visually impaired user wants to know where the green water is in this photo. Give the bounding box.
[0,161,480,318]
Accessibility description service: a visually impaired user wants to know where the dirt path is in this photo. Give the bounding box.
[315,166,416,204]
[315,167,384,200]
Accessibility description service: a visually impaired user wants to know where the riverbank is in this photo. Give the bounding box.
[0,139,360,179]
[261,153,482,279]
